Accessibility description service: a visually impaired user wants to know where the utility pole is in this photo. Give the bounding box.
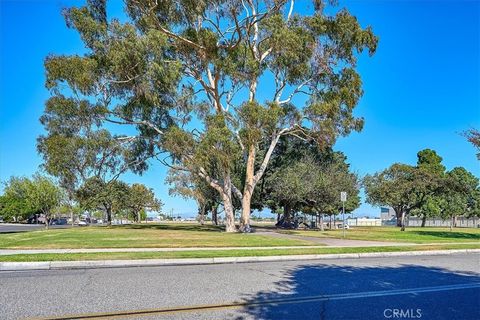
[341,192,347,238]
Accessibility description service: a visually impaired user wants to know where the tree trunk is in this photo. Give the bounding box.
[400,211,406,231]
[394,208,403,227]
[199,205,205,225]
[44,213,49,230]
[240,145,256,233]
[319,214,324,231]
[329,214,333,230]
[222,177,236,232]
[212,205,218,225]
[421,214,427,227]
[106,207,112,226]
[284,204,292,225]
[137,211,141,224]
[453,215,457,228]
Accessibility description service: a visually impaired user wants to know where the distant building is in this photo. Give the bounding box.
[380,207,396,221]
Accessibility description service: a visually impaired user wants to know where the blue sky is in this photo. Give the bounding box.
[1,0,479,218]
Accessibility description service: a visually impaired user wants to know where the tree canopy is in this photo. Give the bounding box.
[0,175,64,228]
[364,149,477,230]
[41,0,378,232]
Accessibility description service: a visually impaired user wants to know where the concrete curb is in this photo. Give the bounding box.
[1,249,479,271]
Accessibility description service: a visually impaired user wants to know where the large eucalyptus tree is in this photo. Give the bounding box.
[41,0,377,232]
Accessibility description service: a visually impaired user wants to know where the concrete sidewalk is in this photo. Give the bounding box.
[1,249,479,271]
[1,242,479,255]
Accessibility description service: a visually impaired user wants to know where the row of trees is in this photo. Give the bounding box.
[0,174,162,228]
[365,149,479,231]
[34,1,478,233]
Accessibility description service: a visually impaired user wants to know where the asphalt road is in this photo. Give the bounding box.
[0,253,479,320]
[0,224,74,233]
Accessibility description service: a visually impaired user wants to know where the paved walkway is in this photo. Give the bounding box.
[254,229,412,247]
[1,242,478,256]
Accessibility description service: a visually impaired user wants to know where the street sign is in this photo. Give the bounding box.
[340,192,347,238]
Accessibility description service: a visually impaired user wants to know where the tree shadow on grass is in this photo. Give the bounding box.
[409,230,480,241]
[238,263,480,320]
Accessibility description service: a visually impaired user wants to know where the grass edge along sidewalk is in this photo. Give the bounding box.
[0,243,479,263]
[1,248,479,272]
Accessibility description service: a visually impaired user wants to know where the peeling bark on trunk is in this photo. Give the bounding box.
[240,145,256,233]
[400,211,406,231]
[223,194,236,232]
[222,176,236,232]
[199,205,205,225]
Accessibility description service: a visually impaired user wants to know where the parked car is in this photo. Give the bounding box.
[338,224,350,229]
[51,218,68,225]
[77,221,88,226]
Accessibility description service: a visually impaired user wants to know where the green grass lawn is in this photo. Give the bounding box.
[283,227,480,243]
[0,243,478,262]
[0,224,314,249]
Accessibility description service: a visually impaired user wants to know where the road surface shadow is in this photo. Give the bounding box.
[239,264,480,320]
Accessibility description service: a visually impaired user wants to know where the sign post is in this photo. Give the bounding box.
[340,192,347,238]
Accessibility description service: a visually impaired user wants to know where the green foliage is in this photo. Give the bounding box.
[365,149,479,228]
[365,163,428,215]
[438,167,480,219]
[75,177,129,221]
[0,175,64,225]
[125,183,162,222]
[0,177,38,221]
[37,130,124,196]
[258,137,360,216]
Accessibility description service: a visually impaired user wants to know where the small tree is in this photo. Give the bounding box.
[76,177,129,225]
[365,149,447,230]
[261,137,360,229]
[0,177,38,222]
[25,175,65,229]
[439,167,480,230]
[126,183,162,223]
